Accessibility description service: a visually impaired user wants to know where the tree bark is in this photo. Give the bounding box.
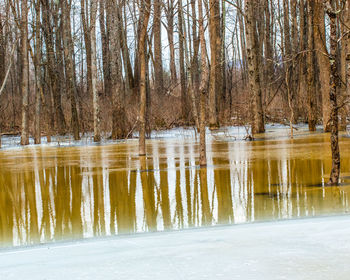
[307,1,317,131]
[90,0,101,142]
[99,0,111,99]
[178,0,188,121]
[199,0,209,166]
[208,0,219,129]
[42,0,66,135]
[153,0,164,96]
[166,0,177,86]
[20,0,29,145]
[245,0,265,134]
[315,0,332,131]
[109,0,127,139]
[62,0,80,140]
[325,0,340,185]
[34,0,41,144]
[139,0,151,156]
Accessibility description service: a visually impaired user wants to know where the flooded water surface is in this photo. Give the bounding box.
[1,126,350,247]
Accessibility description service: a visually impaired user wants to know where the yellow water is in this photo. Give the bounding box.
[1,127,350,247]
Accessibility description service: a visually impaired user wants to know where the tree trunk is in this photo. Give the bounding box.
[325,0,340,185]
[315,0,332,131]
[166,0,177,86]
[198,0,209,166]
[139,0,151,156]
[42,0,66,135]
[307,1,317,131]
[20,0,29,145]
[90,0,100,142]
[99,0,111,98]
[81,0,93,102]
[245,0,265,135]
[34,0,41,144]
[109,0,127,140]
[208,0,219,129]
[153,0,164,96]
[178,0,187,121]
[62,0,80,140]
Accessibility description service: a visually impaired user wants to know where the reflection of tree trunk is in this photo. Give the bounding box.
[199,168,212,225]
[175,165,184,228]
[92,167,105,235]
[71,165,83,238]
[39,168,52,241]
[213,150,233,224]
[0,173,14,245]
[110,168,137,234]
[185,158,193,227]
[24,170,39,243]
[159,161,171,230]
[140,157,157,231]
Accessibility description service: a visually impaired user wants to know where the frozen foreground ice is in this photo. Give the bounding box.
[1,216,350,280]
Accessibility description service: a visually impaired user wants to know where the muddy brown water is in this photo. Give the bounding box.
[1,127,350,247]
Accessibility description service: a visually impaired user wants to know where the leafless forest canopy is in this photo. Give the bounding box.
[0,0,348,147]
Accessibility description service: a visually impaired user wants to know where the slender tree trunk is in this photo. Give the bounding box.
[208,0,219,129]
[34,0,41,144]
[166,0,177,86]
[307,1,317,131]
[315,0,332,131]
[189,0,200,128]
[109,0,127,139]
[99,0,111,98]
[346,0,350,128]
[198,0,209,166]
[245,0,265,134]
[62,0,80,140]
[81,0,93,113]
[139,0,151,156]
[325,0,340,185]
[178,0,187,121]
[54,9,67,134]
[20,0,29,145]
[153,0,164,96]
[90,0,100,142]
[119,7,134,91]
[42,0,66,135]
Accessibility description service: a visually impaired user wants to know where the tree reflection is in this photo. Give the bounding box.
[0,135,350,246]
